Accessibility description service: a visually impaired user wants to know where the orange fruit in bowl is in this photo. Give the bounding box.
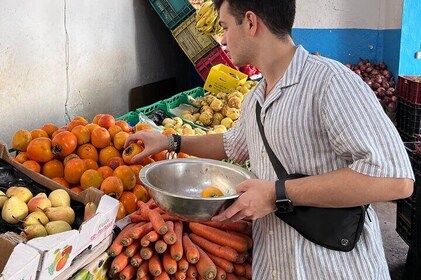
[200,186,224,198]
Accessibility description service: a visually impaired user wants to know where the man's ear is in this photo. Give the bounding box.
[245,11,258,35]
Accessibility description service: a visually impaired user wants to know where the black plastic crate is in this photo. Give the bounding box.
[397,99,421,136]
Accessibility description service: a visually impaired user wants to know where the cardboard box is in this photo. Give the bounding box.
[0,143,119,280]
[204,63,248,94]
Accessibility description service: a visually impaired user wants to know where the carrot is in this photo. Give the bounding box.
[138,274,152,280]
[216,267,227,280]
[136,261,149,279]
[177,256,189,273]
[119,263,137,280]
[186,265,197,278]
[130,252,143,267]
[189,223,248,253]
[195,246,217,280]
[233,264,245,276]
[226,231,253,250]
[154,271,170,280]
[129,214,149,223]
[160,213,180,221]
[141,230,159,247]
[201,221,252,235]
[236,276,248,280]
[186,277,196,280]
[163,221,177,245]
[182,233,200,264]
[130,222,153,239]
[146,197,156,208]
[108,222,139,257]
[189,233,240,263]
[163,250,178,274]
[233,253,248,264]
[175,270,186,280]
[111,253,130,273]
[148,253,162,276]
[140,246,153,260]
[121,236,134,247]
[170,221,184,261]
[225,273,238,280]
[155,239,168,254]
[125,241,141,257]
[244,263,252,279]
[206,251,234,273]
[149,209,168,235]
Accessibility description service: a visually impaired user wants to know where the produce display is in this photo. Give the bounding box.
[107,199,252,280]
[344,59,397,117]
[195,1,223,36]
[0,159,85,240]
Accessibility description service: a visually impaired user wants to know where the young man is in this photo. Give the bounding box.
[126,0,414,278]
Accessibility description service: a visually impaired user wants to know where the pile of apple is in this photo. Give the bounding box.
[0,187,90,240]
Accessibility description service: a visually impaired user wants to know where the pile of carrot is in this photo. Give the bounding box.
[107,199,253,280]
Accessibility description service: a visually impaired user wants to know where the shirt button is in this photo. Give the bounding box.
[272,270,278,277]
[268,230,274,236]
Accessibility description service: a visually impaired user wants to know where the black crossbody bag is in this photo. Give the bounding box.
[256,102,368,252]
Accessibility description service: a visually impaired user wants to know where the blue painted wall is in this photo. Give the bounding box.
[399,0,421,75]
[292,28,401,79]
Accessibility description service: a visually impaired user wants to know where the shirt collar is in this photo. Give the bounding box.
[253,45,309,102]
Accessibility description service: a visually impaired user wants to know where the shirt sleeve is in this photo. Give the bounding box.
[321,71,414,180]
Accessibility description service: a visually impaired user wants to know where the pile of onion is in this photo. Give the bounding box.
[344,59,397,113]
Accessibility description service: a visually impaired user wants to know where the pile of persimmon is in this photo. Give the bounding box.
[108,199,252,280]
[9,114,191,220]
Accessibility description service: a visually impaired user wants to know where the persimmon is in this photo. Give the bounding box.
[129,165,143,184]
[134,122,154,132]
[116,202,126,220]
[71,125,90,145]
[97,166,114,179]
[113,131,130,151]
[85,123,100,134]
[77,143,98,162]
[108,125,122,140]
[98,146,120,166]
[66,120,86,132]
[107,156,125,170]
[70,186,83,194]
[51,131,78,157]
[52,177,71,188]
[42,159,64,179]
[113,165,136,191]
[132,184,149,203]
[51,128,67,139]
[22,160,41,173]
[63,154,80,166]
[31,129,49,139]
[92,114,103,124]
[140,157,155,166]
[64,158,88,184]
[201,186,224,198]
[115,120,132,133]
[98,114,115,129]
[119,191,138,215]
[152,150,168,162]
[80,169,103,190]
[91,127,111,149]
[26,137,54,163]
[41,123,59,138]
[100,176,124,199]
[11,129,32,151]
[83,158,99,170]
[72,116,88,125]
[122,143,143,164]
[15,152,29,164]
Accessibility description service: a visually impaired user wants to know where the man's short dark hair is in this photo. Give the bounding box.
[213,0,296,39]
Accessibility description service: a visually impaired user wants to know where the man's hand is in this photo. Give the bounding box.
[212,179,277,222]
[124,130,168,164]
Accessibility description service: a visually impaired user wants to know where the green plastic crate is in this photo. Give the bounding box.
[116,111,139,127]
[135,101,168,116]
[149,0,195,30]
[164,87,204,108]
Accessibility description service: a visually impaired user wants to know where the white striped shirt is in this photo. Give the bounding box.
[223,45,414,279]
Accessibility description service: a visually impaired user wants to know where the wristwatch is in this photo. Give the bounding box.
[275,179,294,213]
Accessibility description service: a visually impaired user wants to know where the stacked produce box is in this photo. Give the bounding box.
[148,0,260,81]
[394,76,421,255]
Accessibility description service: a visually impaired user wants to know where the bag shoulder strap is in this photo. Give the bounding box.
[255,101,288,179]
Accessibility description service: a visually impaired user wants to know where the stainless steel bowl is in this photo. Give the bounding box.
[140,158,256,222]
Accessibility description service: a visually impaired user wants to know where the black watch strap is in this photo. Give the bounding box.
[275,179,288,201]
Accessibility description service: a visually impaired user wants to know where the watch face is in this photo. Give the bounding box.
[276,199,294,213]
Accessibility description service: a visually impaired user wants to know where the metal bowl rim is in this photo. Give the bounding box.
[140,158,255,201]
